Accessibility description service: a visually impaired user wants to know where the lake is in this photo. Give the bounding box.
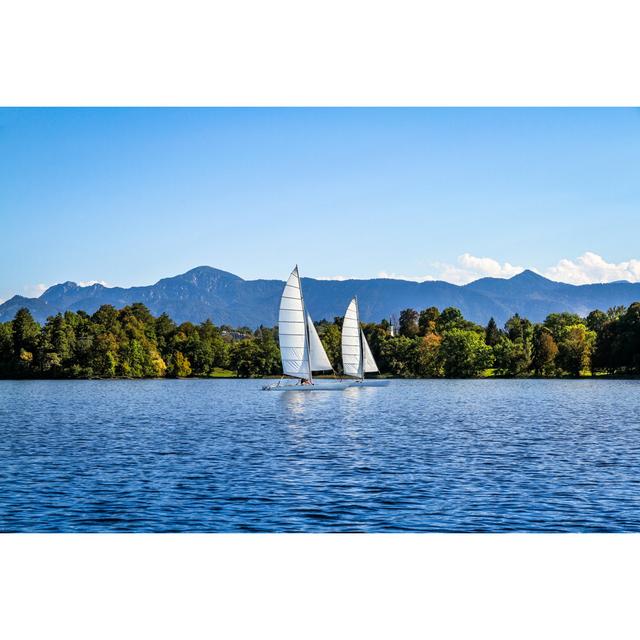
[1,379,640,532]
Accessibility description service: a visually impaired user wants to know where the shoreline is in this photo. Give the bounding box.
[2,374,640,381]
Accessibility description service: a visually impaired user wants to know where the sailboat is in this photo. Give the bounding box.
[263,266,350,391]
[341,297,387,386]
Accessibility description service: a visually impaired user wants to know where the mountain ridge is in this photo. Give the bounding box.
[2,266,640,327]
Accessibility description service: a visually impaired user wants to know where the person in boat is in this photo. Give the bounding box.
[300,378,311,385]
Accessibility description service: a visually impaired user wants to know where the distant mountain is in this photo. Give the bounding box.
[2,266,640,327]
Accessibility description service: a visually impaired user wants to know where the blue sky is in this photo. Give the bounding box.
[1,107,640,301]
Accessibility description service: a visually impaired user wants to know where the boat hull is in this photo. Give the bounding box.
[263,380,353,391]
[262,379,390,391]
[348,379,390,388]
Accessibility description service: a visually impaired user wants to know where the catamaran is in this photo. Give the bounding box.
[263,266,388,391]
[341,297,387,386]
[263,265,349,390]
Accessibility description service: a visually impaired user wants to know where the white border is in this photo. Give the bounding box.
[1,534,638,639]
[1,0,639,105]
[2,1,640,637]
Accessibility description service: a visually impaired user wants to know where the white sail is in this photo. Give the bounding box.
[278,266,310,379]
[361,328,379,373]
[342,297,362,378]
[307,313,333,371]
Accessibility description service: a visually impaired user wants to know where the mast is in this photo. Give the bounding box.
[297,265,313,383]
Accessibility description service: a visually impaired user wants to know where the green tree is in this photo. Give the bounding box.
[436,307,464,333]
[0,323,14,375]
[361,322,387,367]
[505,313,533,344]
[117,312,166,377]
[603,303,640,373]
[418,307,440,336]
[531,326,558,376]
[586,309,608,334]
[398,308,419,338]
[168,350,192,377]
[544,312,583,341]
[379,336,416,377]
[492,336,517,376]
[3,299,640,381]
[440,328,494,377]
[318,323,342,372]
[91,305,120,332]
[607,306,626,321]
[64,311,95,375]
[90,332,118,377]
[41,313,74,375]
[229,339,263,377]
[11,308,41,373]
[183,331,211,375]
[121,339,147,377]
[556,324,596,376]
[257,331,282,375]
[502,314,533,374]
[12,307,40,356]
[591,320,617,373]
[414,333,444,377]
[155,312,177,354]
[485,317,501,346]
[126,303,157,340]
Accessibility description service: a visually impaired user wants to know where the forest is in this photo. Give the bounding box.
[1,301,639,379]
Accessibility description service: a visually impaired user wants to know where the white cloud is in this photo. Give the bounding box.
[430,254,524,285]
[24,283,49,298]
[323,255,524,284]
[459,253,524,279]
[377,272,436,283]
[315,275,355,281]
[378,252,640,285]
[78,279,109,287]
[543,252,640,285]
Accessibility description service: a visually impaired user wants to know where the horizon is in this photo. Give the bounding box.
[4,257,640,303]
[3,264,638,306]
[2,108,640,302]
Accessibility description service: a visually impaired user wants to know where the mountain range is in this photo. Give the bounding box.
[2,266,640,328]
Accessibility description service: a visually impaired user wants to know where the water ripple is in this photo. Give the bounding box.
[2,378,640,532]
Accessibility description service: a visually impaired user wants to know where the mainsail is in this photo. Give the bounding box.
[341,297,379,379]
[342,298,362,378]
[278,266,310,379]
[278,266,333,380]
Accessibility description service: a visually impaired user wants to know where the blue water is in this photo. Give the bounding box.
[2,379,640,532]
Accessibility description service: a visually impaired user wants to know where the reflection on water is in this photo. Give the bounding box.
[281,389,307,417]
[2,378,640,532]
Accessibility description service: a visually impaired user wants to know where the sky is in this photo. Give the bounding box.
[1,107,640,302]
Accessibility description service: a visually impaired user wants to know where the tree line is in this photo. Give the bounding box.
[1,301,639,379]
[0,304,280,379]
